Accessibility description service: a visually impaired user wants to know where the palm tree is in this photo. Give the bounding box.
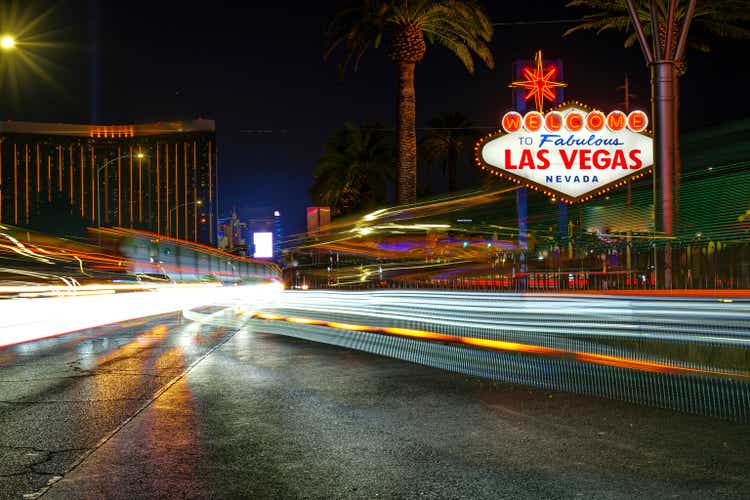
[325,0,494,205]
[565,0,750,208]
[419,112,477,193]
[565,1,750,62]
[565,0,750,287]
[311,122,395,217]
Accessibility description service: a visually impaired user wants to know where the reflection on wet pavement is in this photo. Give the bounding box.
[0,311,238,498]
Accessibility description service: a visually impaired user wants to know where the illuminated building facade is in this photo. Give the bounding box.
[0,119,217,245]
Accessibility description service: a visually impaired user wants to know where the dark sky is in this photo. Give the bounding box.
[1,0,748,234]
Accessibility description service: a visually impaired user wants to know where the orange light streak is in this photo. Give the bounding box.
[208,140,213,245]
[35,144,40,193]
[80,146,85,217]
[9,145,18,222]
[58,145,62,191]
[156,145,160,232]
[174,143,179,239]
[250,314,749,380]
[117,146,122,226]
[47,155,51,202]
[129,146,133,227]
[90,146,95,222]
[104,150,109,224]
[197,141,198,241]
[138,150,143,223]
[69,145,73,204]
[183,142,188,241]
[165,144,170,236]
[25,144,29,222]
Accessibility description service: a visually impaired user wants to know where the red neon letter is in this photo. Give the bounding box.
[606,111,626,132]
[545,111,563,132]
[524,111,543,132]
[586,111,605,132]
[627,110,648,133]
[565,111,583,132]
[501,111,522,133]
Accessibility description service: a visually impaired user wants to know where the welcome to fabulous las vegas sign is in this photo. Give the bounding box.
[476,51,654,203]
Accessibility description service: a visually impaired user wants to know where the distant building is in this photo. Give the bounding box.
[273,210,283,261]
[247,208,282,261]
[0,119,217,245]
[306,206,330,236]
[217,211,249,256]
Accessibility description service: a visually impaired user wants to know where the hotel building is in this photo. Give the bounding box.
[0,119,217,245]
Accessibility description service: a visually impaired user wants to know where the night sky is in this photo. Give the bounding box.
[1,0,748,235]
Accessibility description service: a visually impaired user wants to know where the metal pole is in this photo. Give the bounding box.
[96,167,101,230]
[653,61,675,289]
[625,0,654,64]
[96,166,101,246]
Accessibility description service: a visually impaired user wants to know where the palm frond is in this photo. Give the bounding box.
[565,0,750,55]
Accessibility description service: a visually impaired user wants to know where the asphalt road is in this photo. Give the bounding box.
[0,311,748,499]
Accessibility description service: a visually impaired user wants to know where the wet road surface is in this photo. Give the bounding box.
[0,311,236,499]
[1,312,749,499]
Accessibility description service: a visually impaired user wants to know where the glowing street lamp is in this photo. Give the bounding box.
[0,35,15,50]
[169,200,203,239]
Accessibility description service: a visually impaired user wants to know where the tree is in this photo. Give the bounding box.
[325,0,494,205]
[419,112,477,193]
[565,0,750,287]
[565,1,750,61]
[311,122,395,217]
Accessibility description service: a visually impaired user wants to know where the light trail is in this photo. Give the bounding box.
[238,289,750,421]
[0,281,283,348]
[248,311,749,379]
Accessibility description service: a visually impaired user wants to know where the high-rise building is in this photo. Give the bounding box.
[306,206,330,236]
[273,210,283,261]
[0,119,217,245]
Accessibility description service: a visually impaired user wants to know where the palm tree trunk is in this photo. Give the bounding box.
[396,61,417,204]
[448,147,458,192]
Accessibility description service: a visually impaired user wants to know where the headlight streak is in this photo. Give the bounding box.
[267,295,750,347]
[0,282,283,348]
[240,290,750,422]
[248,311,748,380]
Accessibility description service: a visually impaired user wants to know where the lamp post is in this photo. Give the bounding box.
[97,152,146,234]
[168,200,202,240]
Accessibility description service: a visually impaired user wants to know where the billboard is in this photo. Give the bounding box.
[253,232,273,259]
[476,102,653,203]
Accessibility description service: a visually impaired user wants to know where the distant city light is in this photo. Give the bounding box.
[274,210,280,217]
[253,232,273,258]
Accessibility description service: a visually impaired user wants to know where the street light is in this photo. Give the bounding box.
[1,35,15,50]
[168,200,202,239]
[97,153,149,231]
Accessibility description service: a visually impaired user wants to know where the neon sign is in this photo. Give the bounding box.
[509,50,567,112]
[475,102,654,203]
